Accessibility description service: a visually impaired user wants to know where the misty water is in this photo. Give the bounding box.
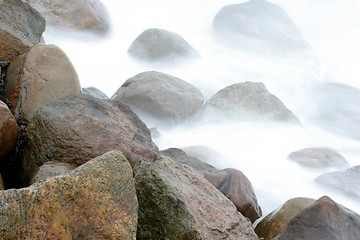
[43,0,360,220]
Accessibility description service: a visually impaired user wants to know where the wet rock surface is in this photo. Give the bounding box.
[22,94,159,184]
[0,0,45,61]
[134,156,259,240]
[0,151,138,239]
[5,44,81,120]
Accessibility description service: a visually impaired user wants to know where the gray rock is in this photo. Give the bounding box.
[82,86,109,100]
[30,161,76,185]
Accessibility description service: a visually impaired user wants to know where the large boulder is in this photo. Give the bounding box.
[200,81,299,123]
[0,101,19,160]
[0,151,138,239]
[0,0,45,61]
[316,165,360,198]
[26,0,110,35]
[30,161,76,185]
[273,196,360,240]
[212,0,309,53]
[255,197,316,239]
[311,82,360,140]
[134,156,259,240]
[161,148,262,222]
[112,71,204,126]
[288,147,349,169]
[128,28,200,62]
[22,94,159,184]
[5,44,81,120]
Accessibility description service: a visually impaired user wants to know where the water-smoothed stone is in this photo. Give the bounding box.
[26,0,110,35]
[255,197,316,239]
[128,28,200,62]
[316,165,360,198]
[22,94,159,184]
[30,161,76,185]
[0,151,138,239]
[5,44,81,120]
[0,101,19,160]
[288,147,349,169]
[274,196,360,240]
[212,0,309,53]
[0,0,45,61]
[112,71,204,126]
[82,86,109,100]
[134,156,259,240]
[311,82,360,140]
[200,82,299,123]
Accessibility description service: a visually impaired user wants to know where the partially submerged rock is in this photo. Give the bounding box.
[134,156,258,240]
[22,94,158,184]
[0,151,138,239]
[128,28,200,62]
[5,44,81,120]
[0,0,45,61]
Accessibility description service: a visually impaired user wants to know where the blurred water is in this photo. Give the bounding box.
[43,0,360,217]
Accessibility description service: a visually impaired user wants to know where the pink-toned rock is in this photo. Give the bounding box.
[30,161,76,185]
[134,156,259,240]
[5,44,81,120]
[0,101,19,160]
[0,0,45,61]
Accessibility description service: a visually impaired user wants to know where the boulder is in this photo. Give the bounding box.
[82,86,109,99]
[0,174,4,190]
[311,82,360,140]
[134,156,259,240]
[200,82,299,123]
[22,94,159,184]
[316,165,360,198]
[0,101,19,160]
[112,71,204,126]
[161,148,262,222]
[212,0,309,53]
[274,196,360,240]
[5,44,81,120]
[128,28,200,62]
[288,147,349,169]
[0,151,138,239]
[255,197,316,239]
[26,0,110,35]
[0,0,45,61]
[30,161,76,185]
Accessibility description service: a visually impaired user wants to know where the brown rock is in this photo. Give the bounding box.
[5,44,81,120]
[255,197,315,239]
[134,156,259,240]
[0,151,138,239]
[0,101,19,160]
[22,94,158,184]
[30,161,76,185]
[288,147,349,169]
[27,0,110,35]
[0,174,4,190]
[0,0,45,61]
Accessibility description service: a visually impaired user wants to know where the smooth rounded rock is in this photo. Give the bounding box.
[0,101,19,160]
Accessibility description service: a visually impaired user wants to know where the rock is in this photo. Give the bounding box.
[288,147,349,169]
[0,151,138,239]
[204,169,262,222]
[0,174,4,190]
[26,0,110,35]
[200,82,299,123]
[316,165,360,198]
[0,101,19,160]
[82,86,109,99]
[311,82,360,140]
[212,0,309,53]
[0,0,45,61]
[5,44,81,120]
[112,71,204,126]
[22,94,159,184]
[134,156,259,240]
[128,28,200,62]
[255,197,316,239]
[30,161,76,185]
[274,196,360,240]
